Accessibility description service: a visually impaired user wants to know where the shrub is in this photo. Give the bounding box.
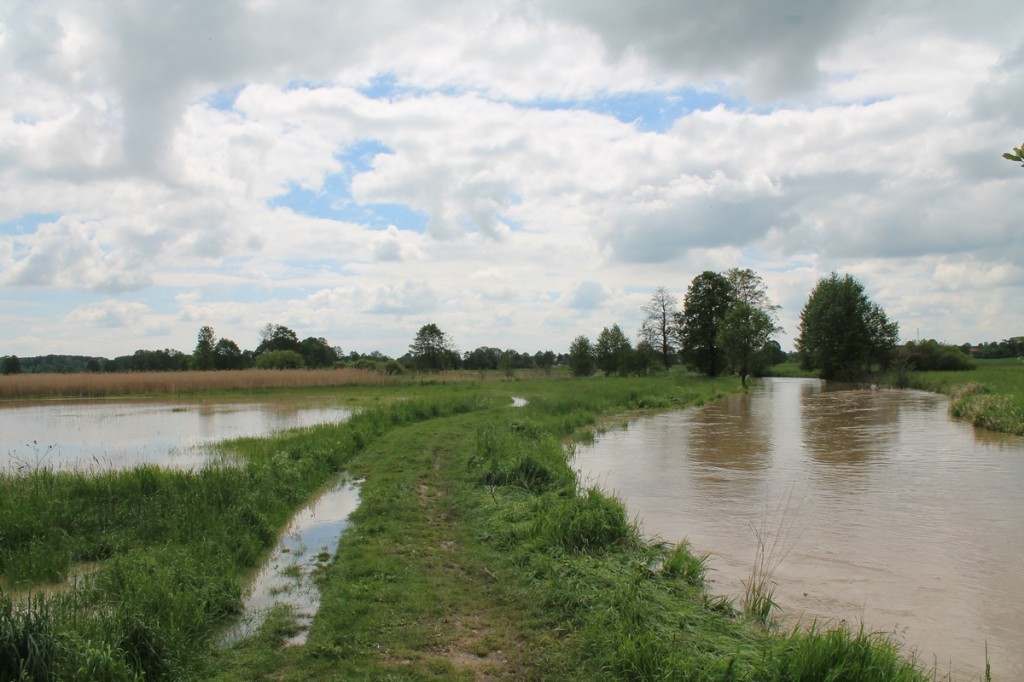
[254,350,305,370]
[897,339,974,371]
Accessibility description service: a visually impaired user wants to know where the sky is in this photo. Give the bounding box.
[2,0,1023,360]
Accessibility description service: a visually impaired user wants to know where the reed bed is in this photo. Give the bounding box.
[0,368,399,399]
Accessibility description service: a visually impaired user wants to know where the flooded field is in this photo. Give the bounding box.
[1,398,353,473]
[574,378,1024,679]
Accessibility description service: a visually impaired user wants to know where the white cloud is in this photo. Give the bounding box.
[1,0,1023,357]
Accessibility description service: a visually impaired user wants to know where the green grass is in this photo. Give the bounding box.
[1,372,933,680]
[884,358,1024,435]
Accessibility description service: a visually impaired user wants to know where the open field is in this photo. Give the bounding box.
[2,374,938,680]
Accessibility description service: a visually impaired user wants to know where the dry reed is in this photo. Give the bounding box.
[0,368,399,400]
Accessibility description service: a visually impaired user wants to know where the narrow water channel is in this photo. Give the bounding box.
[573,378,1024,680]
[221,476,361,646]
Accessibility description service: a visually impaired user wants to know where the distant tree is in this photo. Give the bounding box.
[717,269,783,386]
[568,335,596,377]
[463,346,502,371]
[256,323,302,355]
[641,287,680,368]
[796,272,899,381]
[1003,142,1024,167]
[1,355,21,375]
[756,339,789,367]
[409,323,457,371]
[213,338,246,370]
[191,325,217,371]
[717,302,777,387]
[128,349,189,372]
[498,350,515,378]
[300,336,339,368]
[726,268,781,325]
[533,350,557,376]
[633,338,657,375]
[896,339,974,371]
[677,271,733,376]
[595,324,633,376]
[255,350,305,369]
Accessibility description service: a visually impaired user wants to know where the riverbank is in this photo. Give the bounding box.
[894,358,1024,436]
[770,358,1024,437]
[2,374,935,680]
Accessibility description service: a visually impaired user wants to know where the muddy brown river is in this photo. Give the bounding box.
[574,378,1024,680]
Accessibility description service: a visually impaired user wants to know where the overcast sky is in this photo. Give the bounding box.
[2,0,1022,359]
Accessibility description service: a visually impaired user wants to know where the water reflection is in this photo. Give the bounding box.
[221,477,361,646]
[574,378,1024,679]
[1,400,353,473]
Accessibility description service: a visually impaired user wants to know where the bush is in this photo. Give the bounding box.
[897,339,974,371]
[254,350,305,370]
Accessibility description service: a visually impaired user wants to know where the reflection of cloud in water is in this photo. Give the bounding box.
[221,477,361,647]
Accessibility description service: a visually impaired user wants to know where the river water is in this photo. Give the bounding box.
[0,399,353,473]
[573,378,1024,680]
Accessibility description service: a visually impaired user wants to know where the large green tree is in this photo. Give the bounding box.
[796,272,899,381]
[595,324,633,376]
[300,336,339,368]
[640,287,679,369]
[567,335,596,377]
[718,268,782,386]
[256,323,302,355]
[1,355,21,375]
[191,326,217,371]
[717,302,777,387]
[409,323,457,371]
[213,338,246,370]
[677,271,733,376]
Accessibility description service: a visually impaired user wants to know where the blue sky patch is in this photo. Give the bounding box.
[530,87,739,132]
[269,143,429,232]
[0,213,60,235]
[200,84,246,111]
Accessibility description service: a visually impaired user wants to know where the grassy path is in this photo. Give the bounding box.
[208,378,931,681]
[211,410,553,680]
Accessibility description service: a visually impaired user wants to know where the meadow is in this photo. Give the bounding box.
[1,373,941,680]
[896,358,1024,435]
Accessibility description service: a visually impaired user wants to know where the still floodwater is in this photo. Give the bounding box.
[574,378,1024,679]
[1,399,353,472]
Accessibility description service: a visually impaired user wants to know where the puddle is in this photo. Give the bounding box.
[220,476,361,646]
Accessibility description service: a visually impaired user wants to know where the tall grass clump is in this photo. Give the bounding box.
[949,382,1024,435]
[761,622,928,682]
[470,419,575,493]
[529,488,634,553]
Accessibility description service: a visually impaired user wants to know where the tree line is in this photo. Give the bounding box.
[564,268,786,385]
[1,270,1004,379]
